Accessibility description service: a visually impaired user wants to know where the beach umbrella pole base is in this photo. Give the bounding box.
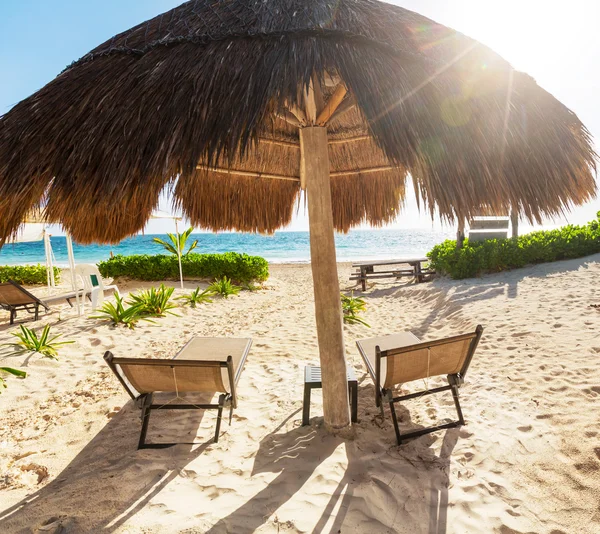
[301,126,351,432]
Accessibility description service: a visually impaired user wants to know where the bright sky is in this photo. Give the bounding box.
[1,1,598,234]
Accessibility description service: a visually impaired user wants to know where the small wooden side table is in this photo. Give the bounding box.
[302,365,358,426]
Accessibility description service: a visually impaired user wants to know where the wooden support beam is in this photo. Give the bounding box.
[276,110,302,127]
[300,126,350,432]
[316,84,348,126]
[313,76,325,118]
[196,165,300,182]
[457,220,466,249]
[303,80,318,125]
[286,102,307,125]
[328,135,371,145]
[330,166,395,177]
[511,210,519,238]
[329,97,356,123]
[259,137,299,149]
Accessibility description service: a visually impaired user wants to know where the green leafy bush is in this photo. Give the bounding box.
[428,213,600,280]
[4,324,74,360]
[1,367,27,392]
[128,284,178,317]
[98,252,269,284]
[341,293,370,327]
[0,265,61,285]
[91,294,149,329]
[209,277,242,298]
[177,287,215,308]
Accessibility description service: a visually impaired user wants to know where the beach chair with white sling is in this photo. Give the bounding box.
[356,326,483,444]
[104,337,252,449]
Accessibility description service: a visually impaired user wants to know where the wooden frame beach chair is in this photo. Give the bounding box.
[0,280,87,325]
[356,326,483,444]
[104,337,252,449]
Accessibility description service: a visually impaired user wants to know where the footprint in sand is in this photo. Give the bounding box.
[90,338,102,347]
[511,332,530,337]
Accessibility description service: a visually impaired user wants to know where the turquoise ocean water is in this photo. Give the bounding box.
[0,230,454,266]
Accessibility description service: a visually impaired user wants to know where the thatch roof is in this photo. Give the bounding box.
[0,0,596,243]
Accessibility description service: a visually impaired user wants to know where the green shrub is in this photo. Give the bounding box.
[428,213,600,280]
[128,284,178,318]
[177,287,215,308]
[1,367,27,393]
[4,324,74,360]
[91,294,150,329]
[0,265,61,285]
[341,293,370,327]
[98,252,269,284]
[209,277,242,298]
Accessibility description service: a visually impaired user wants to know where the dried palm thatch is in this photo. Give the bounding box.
[0,0,596,244]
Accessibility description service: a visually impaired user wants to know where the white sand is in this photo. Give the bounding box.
[1,257,599,533]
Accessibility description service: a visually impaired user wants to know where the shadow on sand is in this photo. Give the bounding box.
[206,407,460,534]
[0,394,217,533]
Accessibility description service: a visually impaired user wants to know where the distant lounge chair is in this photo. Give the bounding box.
[104,337,252,449]
[0,280,88,325]
[75,264,120,310]
[356,326,483,444]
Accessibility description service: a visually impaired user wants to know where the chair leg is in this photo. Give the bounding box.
[214,394,225,443]
[137,394,153,450]
[349,382,358,423]
[34,304,39,321]
[302,382,311,426]
[388,398,402,445]
[10,308,16,325]
[449,383,465,426]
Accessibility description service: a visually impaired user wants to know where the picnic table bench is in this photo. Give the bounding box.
[350,257,433,291]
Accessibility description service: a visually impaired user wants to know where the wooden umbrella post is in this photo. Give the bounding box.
[300,126,351,431]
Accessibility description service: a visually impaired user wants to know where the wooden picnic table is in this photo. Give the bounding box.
[350,257,432,291]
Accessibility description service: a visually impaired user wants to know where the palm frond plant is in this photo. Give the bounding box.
[1,367,27,392]
[91,294,149,329]
[177,287,215,308]
[128,284,179,317]
[341,293,370,327]
[208,277,242,298]
[5,325,75,360]
[152,227,198,257]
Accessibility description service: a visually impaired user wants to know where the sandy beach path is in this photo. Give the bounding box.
[1,258,599,533]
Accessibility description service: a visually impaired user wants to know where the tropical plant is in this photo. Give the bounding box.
[128,284,179,317]
[209,277,242,298]
[341,293,370,327]
[1,367,27,392]
[177,287,215,308]
[91,294,149,329]
[98,252,269,284]
[153,227,198,257]
[5,324,75,360]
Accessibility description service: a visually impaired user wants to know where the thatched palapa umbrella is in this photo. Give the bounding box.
[0,0,596,431]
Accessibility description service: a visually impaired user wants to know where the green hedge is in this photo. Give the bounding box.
[0,264,61,285]
[428,214,600,279]
[98,252,269,283]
